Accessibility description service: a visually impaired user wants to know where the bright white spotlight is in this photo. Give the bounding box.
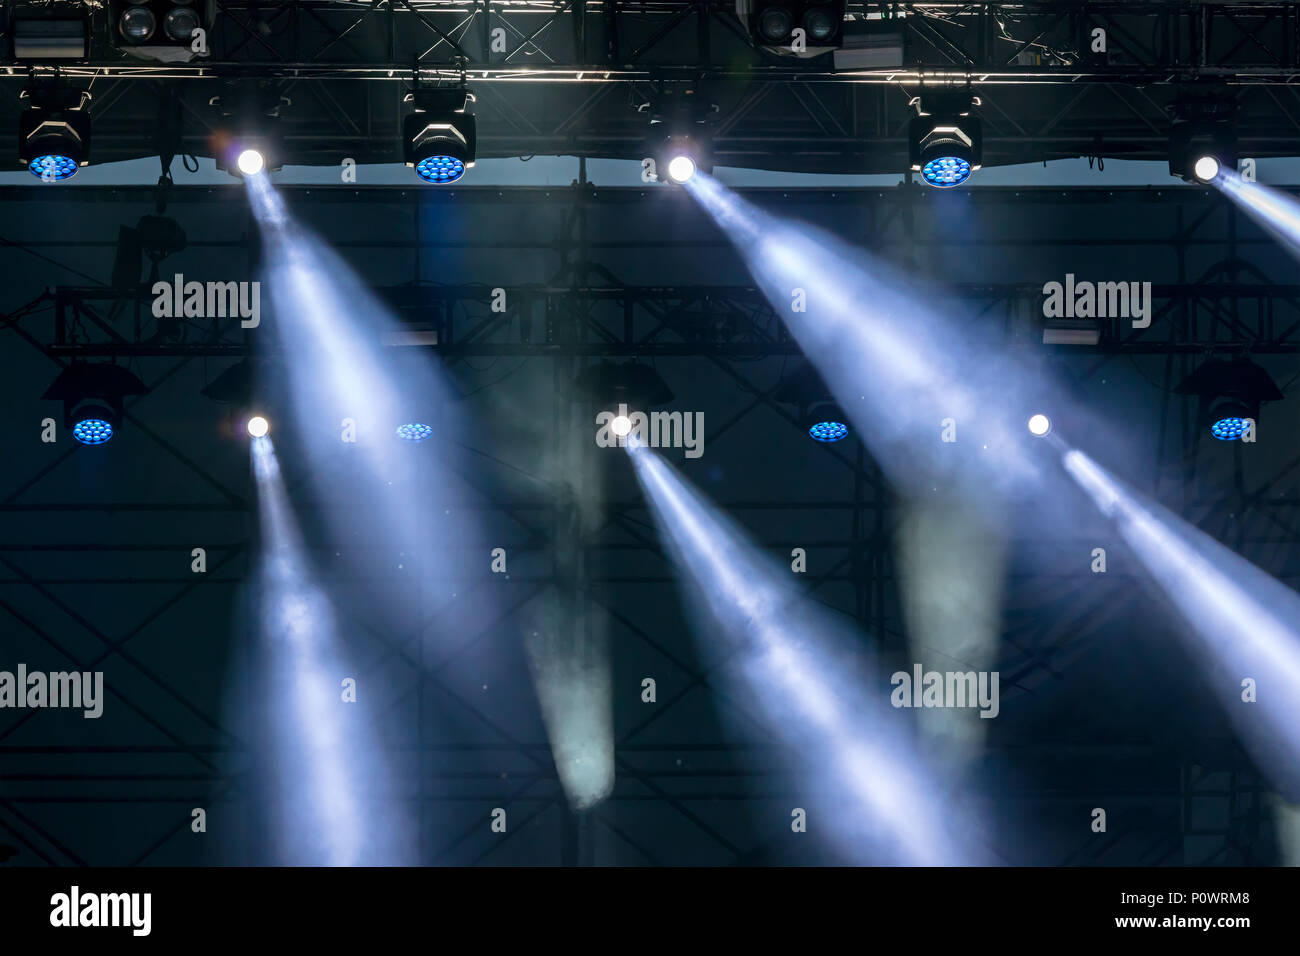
[247,415,270,438]
[1027,413,1051,437]
[611,414,632,437]
[627,443,987,865]
[685,173,1041,492]
[238,148,266,176]
[1193,155,1221,182]
[1063,448,1300,801]
[665,155,696,185]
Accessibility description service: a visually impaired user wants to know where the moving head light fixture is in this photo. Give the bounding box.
[403,85,476,184]
[909,89,982,188]
[1175,355,1283,442]
[738,0,846,57]
[773,361,851,444]
[19,81,91,182]
[202,358,282,441]
[42,363,148,445]
[640,85,716,185]
[211,82,287,178]
[1168,90,1238,184]
[1023,357,1087,441]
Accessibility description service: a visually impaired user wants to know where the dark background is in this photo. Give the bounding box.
[1,182,1297,865]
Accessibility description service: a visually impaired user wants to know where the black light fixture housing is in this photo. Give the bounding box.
[111,0,204,62]
[1168,91,1237,184]
[111,213,188,288]
[211,83,287,178]
[1174,356,1283,442]
[201,359,255,407]
[773,361,851,444]
[573,360,675,410]
[834,16,907,70]
[403,88,476,185]
[19,84,91,182]
[748,0,846,57]
[1169,120,1237,184]
[42,363,148,445]
[642,85,716,185]
[909,91,982,188]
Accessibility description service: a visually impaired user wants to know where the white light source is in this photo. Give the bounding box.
[611,415,632,437]
[666,155,696,185]
[237,148,266,176]
[1027,413,1051,437]
[1193,155,1221,183]
[247,415,270,438]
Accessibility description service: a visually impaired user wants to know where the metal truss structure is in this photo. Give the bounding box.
[29,184,1300,361]
[1,182,1297,865]
[6,2,1300,171]
[42,277,1300,357]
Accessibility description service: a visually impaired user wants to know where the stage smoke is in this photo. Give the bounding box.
[628,440,990,865]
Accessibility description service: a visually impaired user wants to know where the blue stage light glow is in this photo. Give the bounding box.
[29,154,78,182]
[1212,416,1249,441]
[921,156,971,187]
[415,156,465,184]
[73,419,113,444]
[395,422,433,442]
[808,420,849,442]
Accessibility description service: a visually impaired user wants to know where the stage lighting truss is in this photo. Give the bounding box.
[111,0,207,63]
[211,85,288,178]
[19,85,91,182]
[909,91,982,188]
[404,88,476,184]
[42,363,148,446]
[1175,356,1283,443]
[744,0,846,58]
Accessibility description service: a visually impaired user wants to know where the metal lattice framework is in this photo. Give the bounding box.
[5,3,1300,171]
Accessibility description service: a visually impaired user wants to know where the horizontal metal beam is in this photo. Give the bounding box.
[6,4,1300,172]
[43,280,1300,356]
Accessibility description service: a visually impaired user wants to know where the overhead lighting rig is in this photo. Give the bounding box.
[909,89,982,188]
[211,82,288,178]
[403,85,477,184]
[1168,90,1238,184]
[1175,356,1284,442]
[773,361,851,444]
[111,0,207,63]
[639,85,717,185]
[19,81,91,182]
[740,0,846,58]
[42,363,148,445]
